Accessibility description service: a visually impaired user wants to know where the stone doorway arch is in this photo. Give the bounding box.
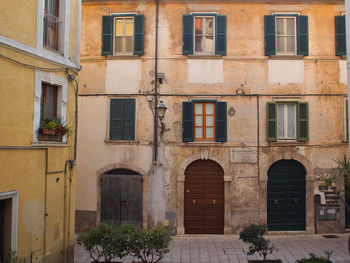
[177,153,232,235]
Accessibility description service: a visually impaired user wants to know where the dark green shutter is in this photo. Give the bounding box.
[183,15,194,55]
[123,100,135,140]
[182,102,193,142]
[215,101,227,142]
[110,99,135,140]
[215,15,226,55]
[134,15,144,55]
[264,15,276,56]
[297,102,308,142]
[346,100,349,141]
[110,100,123,140]
[102,16,113,56]
[335,16,346,56]
[267,102,277,142]
[297,15,309,56]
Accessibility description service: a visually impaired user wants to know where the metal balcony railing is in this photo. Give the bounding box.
[43,13,61,52]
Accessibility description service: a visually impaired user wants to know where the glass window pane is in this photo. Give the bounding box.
[195,36,204,52]
[44,86,57,119]
[125,36,133,53]
[195,128,202,138]
[206,128,214,138]
[287,18,295,35]
[206,104,214,114]
[205,36,214,53]
[278,104,285,139]
[206,18,214,35]
[115,20,123,36]
[206,116,214,126]
[195,18,203,35]
[276,18,284,35]
[115,37,123,52]
[125,19,134,36]
[195,103,203,114]
[195,116,202,126]
[287,36,296,54]
[276,36,284,53]
[287,104,296,138]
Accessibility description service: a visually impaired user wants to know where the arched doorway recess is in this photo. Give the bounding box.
[100,169,142,227]
[267,160,306,231]
[184,159,224,234]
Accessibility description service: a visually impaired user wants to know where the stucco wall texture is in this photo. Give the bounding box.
[0,0,79,261]
[76,1,349,235]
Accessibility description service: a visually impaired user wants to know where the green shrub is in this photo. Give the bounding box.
[296,253,333,263]
[77,223,127,262]
[125,225,172,263]
[239,224,274,261]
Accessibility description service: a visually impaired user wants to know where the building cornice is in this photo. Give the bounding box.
[0,35,81,70]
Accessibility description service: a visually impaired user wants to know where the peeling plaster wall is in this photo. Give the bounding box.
[77,1,349,234]
[268,60,304,85]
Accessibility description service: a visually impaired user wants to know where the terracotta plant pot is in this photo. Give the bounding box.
[56,126,67,135]
[42,127,56,135]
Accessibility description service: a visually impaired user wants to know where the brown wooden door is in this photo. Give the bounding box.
[184,160,224,234]
[101,170,142,227]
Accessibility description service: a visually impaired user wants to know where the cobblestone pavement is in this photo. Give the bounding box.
[74,234,350,263]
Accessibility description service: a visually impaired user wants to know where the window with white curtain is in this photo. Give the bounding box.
[277,103,296,140]
[276,16,297,55]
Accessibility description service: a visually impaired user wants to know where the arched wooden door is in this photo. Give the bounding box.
[101,169,142,227]
[184,160,224,234]
[267,160,306,231]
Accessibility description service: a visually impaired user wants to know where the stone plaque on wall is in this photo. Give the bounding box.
[230,147,257,164]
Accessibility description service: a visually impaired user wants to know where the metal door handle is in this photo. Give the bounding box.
[274,199,279,205]
[192,200,196,204]
[213,200,216,204]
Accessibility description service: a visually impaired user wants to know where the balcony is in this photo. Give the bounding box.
[43,13,61,52]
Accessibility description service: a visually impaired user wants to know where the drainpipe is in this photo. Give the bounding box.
[153,0,159,163]
[346,0,350,156]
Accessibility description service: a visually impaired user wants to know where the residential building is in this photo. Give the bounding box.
[0,0,81,262]
[76,0,348,235]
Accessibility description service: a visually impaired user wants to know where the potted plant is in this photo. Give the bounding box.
[124,225,172,263]
[39,119,58,135]
[54,115,70,136]
[77,223,128,263]
[39,116,70,137]
[239,224,280,263]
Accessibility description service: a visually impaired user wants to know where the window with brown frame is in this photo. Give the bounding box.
[194,102,215,140]
[41,83,58,122]
[43,0,60,51]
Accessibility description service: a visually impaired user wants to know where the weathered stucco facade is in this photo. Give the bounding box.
[76,0,348,235]
[0,0,81,262]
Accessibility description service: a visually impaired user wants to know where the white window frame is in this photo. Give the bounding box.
[113,16,134,55]
[193,15,216,55]
[277,102,297,140]
[33,70,68,143]
[0,191,18,253]
[275,16,297,56]
[36,0,70,59]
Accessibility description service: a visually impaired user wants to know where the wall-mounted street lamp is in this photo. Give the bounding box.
[156,100,167,133]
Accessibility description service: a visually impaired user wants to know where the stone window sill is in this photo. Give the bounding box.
[269,55,304,60]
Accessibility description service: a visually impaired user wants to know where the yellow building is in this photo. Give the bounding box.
[0,0,81,262]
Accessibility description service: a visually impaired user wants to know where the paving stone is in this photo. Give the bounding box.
[74,234,350,263]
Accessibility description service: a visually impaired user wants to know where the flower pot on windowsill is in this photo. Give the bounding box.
[41,127,57,135]
[55,126,67,135]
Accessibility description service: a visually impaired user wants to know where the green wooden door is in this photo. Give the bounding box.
[267,160,306,231]
[101,170,142,227]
